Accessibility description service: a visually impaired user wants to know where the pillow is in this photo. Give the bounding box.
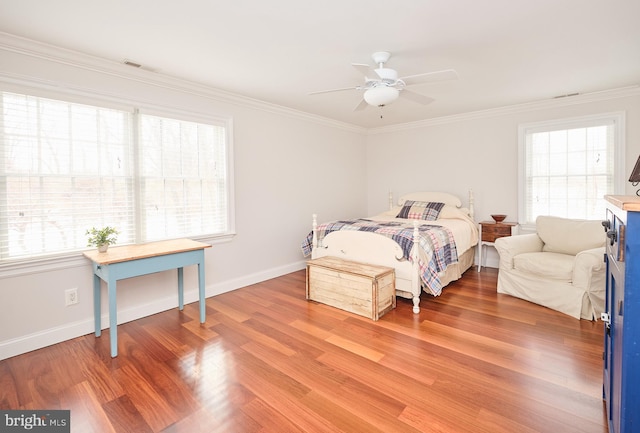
[536,215,605,256]
[438,206,470,220]
[396,201,445,221]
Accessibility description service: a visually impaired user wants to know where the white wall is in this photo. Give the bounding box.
[366,89,640,267]
[0,36,367,360]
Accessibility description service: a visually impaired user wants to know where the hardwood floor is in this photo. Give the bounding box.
[1,268,608,433]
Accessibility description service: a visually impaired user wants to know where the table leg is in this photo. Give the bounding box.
[94,273,101,336]
[178,267,184,310]
[198,261,205,324]
[108,278,118,358]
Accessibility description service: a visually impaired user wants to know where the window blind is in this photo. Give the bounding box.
[520,114,621,225]
[138,112,229,242]
[0,92,134,260]
[0,90,233,264]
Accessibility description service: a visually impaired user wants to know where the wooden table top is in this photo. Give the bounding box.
[479,220,518,226]
[605,195,640,212]
[83,238,211,265]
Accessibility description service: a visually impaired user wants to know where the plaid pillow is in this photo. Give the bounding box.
[396,201,445,221]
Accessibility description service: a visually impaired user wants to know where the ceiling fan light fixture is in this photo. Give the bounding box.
[363,86,399,107]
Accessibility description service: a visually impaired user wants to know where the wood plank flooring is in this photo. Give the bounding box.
[0,268,608,432]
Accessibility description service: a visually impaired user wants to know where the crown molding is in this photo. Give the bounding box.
[0,32,365,134]
[367,85,640,135]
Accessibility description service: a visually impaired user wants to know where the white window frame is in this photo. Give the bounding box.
[0,84,235,277]
[517,112,625,231]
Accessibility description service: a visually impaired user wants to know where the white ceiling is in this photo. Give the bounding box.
[1,0,639,128]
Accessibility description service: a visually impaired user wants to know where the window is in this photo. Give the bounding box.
[518,112,624,227]
[138,111,230,241]
[0,90,233,264]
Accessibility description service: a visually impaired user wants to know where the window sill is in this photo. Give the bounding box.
[0,233,235,279]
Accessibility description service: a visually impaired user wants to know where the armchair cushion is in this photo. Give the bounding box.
[513,252,574,281]
[537,215,605,255]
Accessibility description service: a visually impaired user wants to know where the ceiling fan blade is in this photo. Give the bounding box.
[400,89,435,105]
[309,86,357,95]
[400,69,458,86]
[352,63,372,76]
[353,99,369,111]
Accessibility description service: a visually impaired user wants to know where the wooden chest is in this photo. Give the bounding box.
[306,256,396,321]
[480,221,517,242]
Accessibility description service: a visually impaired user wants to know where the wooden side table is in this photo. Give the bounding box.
[477,221,518,271]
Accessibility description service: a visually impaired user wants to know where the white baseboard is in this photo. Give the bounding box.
[0,260,307,361]
[482,257,500,269]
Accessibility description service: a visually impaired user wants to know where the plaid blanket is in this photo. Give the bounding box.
[301,218,458,296]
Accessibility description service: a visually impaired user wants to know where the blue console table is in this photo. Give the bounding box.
[83,239,211,357]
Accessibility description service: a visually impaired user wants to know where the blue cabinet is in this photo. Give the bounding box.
[603,196,640,433]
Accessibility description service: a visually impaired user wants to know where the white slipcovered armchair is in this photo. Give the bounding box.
[494,216,606,320]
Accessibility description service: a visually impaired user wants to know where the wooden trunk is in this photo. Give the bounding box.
[306,256,396,320]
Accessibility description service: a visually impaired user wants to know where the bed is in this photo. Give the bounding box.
[301,191,478,314]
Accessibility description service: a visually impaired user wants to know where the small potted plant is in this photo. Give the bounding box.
[86,226,119,253]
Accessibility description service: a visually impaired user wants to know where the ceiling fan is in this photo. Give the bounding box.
[310,51,458,110]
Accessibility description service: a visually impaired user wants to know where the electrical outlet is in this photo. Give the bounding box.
[65,288,78,306]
